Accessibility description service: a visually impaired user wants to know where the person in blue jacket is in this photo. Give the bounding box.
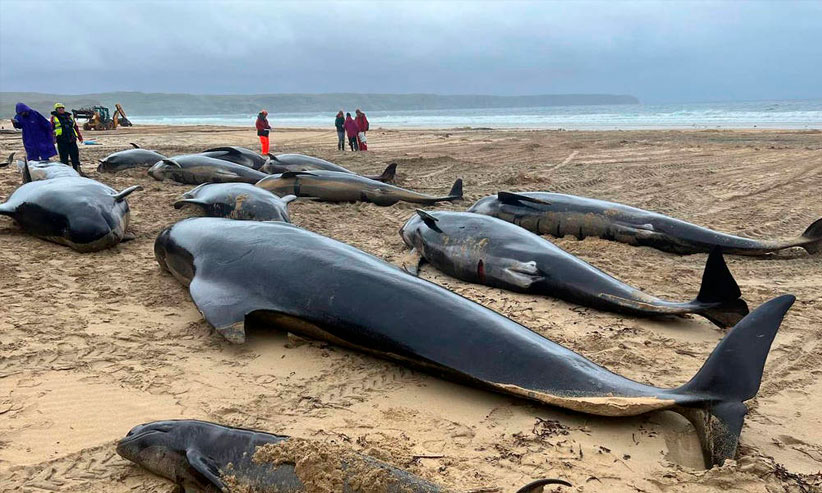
[11,102,57,161]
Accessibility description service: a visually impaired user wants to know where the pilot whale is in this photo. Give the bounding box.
[154,218,795,467]
[400,210,749,328]
[469,192,822,256]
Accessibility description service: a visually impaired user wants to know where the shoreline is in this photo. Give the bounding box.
[1,127,820,491]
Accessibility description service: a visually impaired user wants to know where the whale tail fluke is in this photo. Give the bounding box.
[800,217,822,254]
[694,247,749,328]
[676,294,794,467]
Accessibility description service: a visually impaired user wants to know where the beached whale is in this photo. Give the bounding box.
[400,210,749,328]
[174,183,296,222]
[117,419,445,492]
[98,143,167,173]
[118,419,569,493]
[154,218,795,467]
[469,192,822,255]
[255,170,461,206]
[261,154,397,182]
[1,153,80,183]
[148,155,269,185]
[0,165,141,251]
[200,146,268,170]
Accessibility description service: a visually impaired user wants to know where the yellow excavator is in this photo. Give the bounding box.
[72,103,132,131]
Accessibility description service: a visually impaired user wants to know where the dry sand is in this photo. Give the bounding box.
[1,125,820,492]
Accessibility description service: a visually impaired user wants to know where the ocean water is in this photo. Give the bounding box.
[131,99,822,130]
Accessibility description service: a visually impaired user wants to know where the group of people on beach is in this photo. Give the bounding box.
[335,109,369,151]
[255,108,370,154]
[12,102,85,173]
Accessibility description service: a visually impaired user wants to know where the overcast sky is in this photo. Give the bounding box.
[1,0,820,103]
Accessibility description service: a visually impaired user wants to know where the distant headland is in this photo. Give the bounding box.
[0,92,639,118]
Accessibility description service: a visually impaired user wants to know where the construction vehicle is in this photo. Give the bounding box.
[72,103,132,131]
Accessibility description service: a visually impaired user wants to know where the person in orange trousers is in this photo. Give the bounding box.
[256,110,271,154]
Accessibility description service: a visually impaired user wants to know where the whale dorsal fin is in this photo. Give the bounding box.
[415,209,442,232]
[161,158,182,168]
[497,191,551,206]
[22,161,33,183]
[185,449,225,490]
[129,142,140,149]
[280,194,297,204]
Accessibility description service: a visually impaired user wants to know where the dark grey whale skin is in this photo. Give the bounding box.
[154,218,795,467]
[200,146,268,170]
[117,420,440,493]
[98,148,167,172]
[469,192,822,256]
[0,176,140,252]
[400,211,748,328]
[148,155,269,185]
[262,154,398,182]
[255,171,460,206]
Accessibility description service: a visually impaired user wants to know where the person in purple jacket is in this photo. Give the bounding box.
[343,112,359,151]
[11,103,57,161]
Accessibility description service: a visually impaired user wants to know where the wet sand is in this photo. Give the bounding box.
[1,125,820,492]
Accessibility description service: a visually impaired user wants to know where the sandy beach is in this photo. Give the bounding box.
[1,126,820,492]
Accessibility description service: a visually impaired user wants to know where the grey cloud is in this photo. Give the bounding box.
[1,0,820,102]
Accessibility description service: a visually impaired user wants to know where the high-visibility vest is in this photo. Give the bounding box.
[53,114,78,138]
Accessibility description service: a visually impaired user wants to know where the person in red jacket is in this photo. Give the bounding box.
[256,110,271,154]
[343,112,359,151]
[355,109,369,151]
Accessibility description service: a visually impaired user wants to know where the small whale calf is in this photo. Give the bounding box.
[469,191,822,255]
[154,218,794,467]
[261,153,398,182]
[117,420,445,492]
[175,183,296,222]
[98,143,167,172]
[148,155,269,185]
[255,170,461,206]
[400,210,749,327]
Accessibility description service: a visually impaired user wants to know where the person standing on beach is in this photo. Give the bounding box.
[256,110,271,155]
[335,110,346,151]
[344,112,359,151]
[11,102,57,161]
[355,109,369,151]
[50,103,84,173]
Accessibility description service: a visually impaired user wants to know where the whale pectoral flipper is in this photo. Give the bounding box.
[129,142,140,149]
[188,276,267,344]
[185,448,226,491]
[1,152,13,167]
[516,479,573,492]
[415,210,441,232]
[113,185,144,202]
[280,171,318,178]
